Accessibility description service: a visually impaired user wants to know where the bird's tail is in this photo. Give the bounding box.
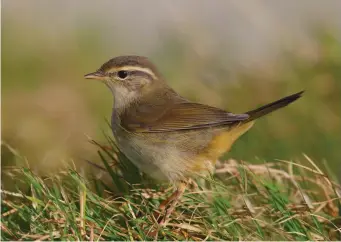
[245,91,304,122]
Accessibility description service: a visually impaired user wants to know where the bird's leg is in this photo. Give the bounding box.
[155,180,187,225]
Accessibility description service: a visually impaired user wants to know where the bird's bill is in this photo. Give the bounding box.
[84,71,106,80]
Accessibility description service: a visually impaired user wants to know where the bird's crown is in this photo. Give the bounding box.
[97,55,160,79]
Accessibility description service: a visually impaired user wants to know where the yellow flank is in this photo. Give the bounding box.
[191,122,254,172]
[205,122,254,159]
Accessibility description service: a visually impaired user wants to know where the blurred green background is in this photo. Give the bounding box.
[1,1,341,179]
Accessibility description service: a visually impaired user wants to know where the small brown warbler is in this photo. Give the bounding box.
[85,55,303,223]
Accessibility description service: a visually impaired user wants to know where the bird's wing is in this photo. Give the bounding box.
[120,99,249,133]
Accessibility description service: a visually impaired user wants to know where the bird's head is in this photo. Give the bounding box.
[85,55,164,109]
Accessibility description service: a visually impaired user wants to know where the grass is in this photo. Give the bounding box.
[1,139,340,241]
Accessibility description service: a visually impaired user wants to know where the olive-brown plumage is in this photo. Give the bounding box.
[85,55,303,181]
[85,55,303,223]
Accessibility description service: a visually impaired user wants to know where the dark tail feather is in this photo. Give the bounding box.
[245,91,304,121]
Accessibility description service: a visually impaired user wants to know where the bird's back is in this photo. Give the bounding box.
[111,86,249,182]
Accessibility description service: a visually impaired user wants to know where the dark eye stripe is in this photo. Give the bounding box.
[130,70,155,80]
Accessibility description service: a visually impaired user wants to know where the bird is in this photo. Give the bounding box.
[84,55,303,223]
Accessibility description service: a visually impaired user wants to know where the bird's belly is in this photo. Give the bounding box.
[111,122,254,182]
[111,121,168,180]
[114,133,187,182]
[112,126,212,182]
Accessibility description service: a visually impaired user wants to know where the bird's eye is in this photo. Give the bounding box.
[117,71,128,79]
